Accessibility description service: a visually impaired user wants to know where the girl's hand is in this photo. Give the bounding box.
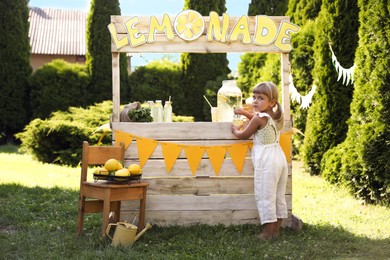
[234,108,245,115]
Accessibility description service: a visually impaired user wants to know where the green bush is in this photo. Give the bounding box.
[16,101,113,166]
[29,59,91,119]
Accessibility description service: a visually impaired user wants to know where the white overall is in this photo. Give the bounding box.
[251,113,288,224]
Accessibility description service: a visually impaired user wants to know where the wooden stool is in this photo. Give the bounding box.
[77,141,149,237]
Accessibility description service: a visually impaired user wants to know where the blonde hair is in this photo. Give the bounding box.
[252,82,284,130]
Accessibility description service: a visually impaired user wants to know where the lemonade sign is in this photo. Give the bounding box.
[108,10,299,52]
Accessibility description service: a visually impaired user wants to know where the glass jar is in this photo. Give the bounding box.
[217,80,242,122]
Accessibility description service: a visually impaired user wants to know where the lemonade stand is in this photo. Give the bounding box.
[107,11,300,228]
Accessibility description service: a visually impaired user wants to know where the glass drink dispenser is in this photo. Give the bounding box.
[217,80,242,122]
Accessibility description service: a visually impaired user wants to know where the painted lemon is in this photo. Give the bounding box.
[115,168,130,177]
[174,10,204,41]
[104,159,120,171]
[128,164,142,175]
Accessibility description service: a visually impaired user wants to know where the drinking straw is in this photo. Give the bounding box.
[203,95,213,108]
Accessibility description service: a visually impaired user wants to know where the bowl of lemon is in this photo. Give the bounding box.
[93,159,142,183]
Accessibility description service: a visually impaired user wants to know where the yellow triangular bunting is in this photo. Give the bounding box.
[248,142,253,150]
[205,146,227,176]
[161,142,183,174]
[227,143,249,174]
[136,137,158,168]
[184,146,205,176]
[279,133,292,163]
[114,130,134,149]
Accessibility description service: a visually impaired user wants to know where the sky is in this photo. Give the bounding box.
[28,0,252,72]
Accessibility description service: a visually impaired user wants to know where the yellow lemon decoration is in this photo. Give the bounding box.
[115,168,130,177]
[128,164,142,175]
[104,159,120,171]
[174,10,204,41]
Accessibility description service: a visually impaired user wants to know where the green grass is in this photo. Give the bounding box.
[0,145,389,259]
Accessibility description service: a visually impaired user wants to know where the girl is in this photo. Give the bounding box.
[231,82,288,240]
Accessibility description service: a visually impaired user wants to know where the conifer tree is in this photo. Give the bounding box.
[0,0,31,143]
[302,0,359,175]
[181,0,230,121]
[86,0,129,103]
[323,0,389,204]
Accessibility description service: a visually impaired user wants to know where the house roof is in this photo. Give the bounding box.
[29,7,87,56]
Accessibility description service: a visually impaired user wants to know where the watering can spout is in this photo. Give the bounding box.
[134,223,152,242]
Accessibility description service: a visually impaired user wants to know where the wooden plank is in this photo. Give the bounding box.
[112,52,120,122]
[113,122,292,140]
[142,175,292,195]
[131,158,254,177]
[120,210,292,227]
[122,194,292,211]
[111,39,284,53]
[113,122,240,140]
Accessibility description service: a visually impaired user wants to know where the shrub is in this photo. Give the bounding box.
[16,101,113,166]
[29,59,91,119]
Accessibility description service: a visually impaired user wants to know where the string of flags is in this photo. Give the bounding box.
[289,74,317,109]
[113,130,293,176]
[329,44,355,86]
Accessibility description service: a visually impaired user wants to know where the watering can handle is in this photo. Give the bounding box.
[105,223,117,240]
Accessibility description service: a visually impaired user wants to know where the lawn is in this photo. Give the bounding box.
[0,146,389,259]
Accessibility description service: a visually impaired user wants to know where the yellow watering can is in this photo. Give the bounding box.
[106,221,152,246]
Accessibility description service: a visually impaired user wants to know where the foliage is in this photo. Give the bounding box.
[302,0,359,175]
[0,0,31,143]
[237,53,267,98]
[286,0,322,26]
[15,101,113,166]
[128,59,185,115]
[86,0,130,103]
[322,0,390,205]
[181,0,230,121]
[29,59,91,119]
[128,107,153,122]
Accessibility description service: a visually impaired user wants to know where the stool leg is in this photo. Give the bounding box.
[102,189,111,237]
[138,187,147,231]
[77,195,85,235]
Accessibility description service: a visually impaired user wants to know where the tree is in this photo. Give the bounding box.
[86,0,130,103]
[301,0,359,175]
[0,0,32,143]
[322,0,389,205]
[181,0,230,121]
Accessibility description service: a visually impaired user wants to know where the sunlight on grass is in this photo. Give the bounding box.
[292,161,390,239]
[0,153,80,189]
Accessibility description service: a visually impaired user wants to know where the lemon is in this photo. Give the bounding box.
[94,167,109,175]
[104,159,119,171]
[128,164,142,175]
[115,168,130,177]
[117,161,124,170]
[174,10,204,41]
